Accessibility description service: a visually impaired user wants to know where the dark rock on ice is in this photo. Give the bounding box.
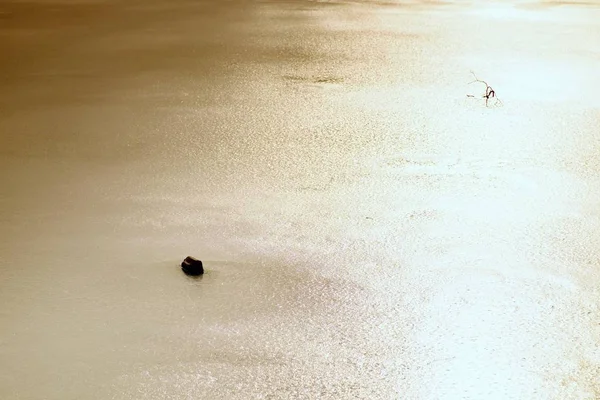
[181,256,204,275]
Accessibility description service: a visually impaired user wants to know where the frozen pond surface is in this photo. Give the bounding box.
[1,0,600,398]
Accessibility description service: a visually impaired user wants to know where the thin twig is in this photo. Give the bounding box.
[467,71,503,107]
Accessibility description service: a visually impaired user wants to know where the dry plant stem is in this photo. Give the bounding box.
[468,71,503,107]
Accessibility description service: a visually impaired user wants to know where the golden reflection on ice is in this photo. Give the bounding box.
[1,0,599,399]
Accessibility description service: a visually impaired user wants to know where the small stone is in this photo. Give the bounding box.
[181,256,204,275]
